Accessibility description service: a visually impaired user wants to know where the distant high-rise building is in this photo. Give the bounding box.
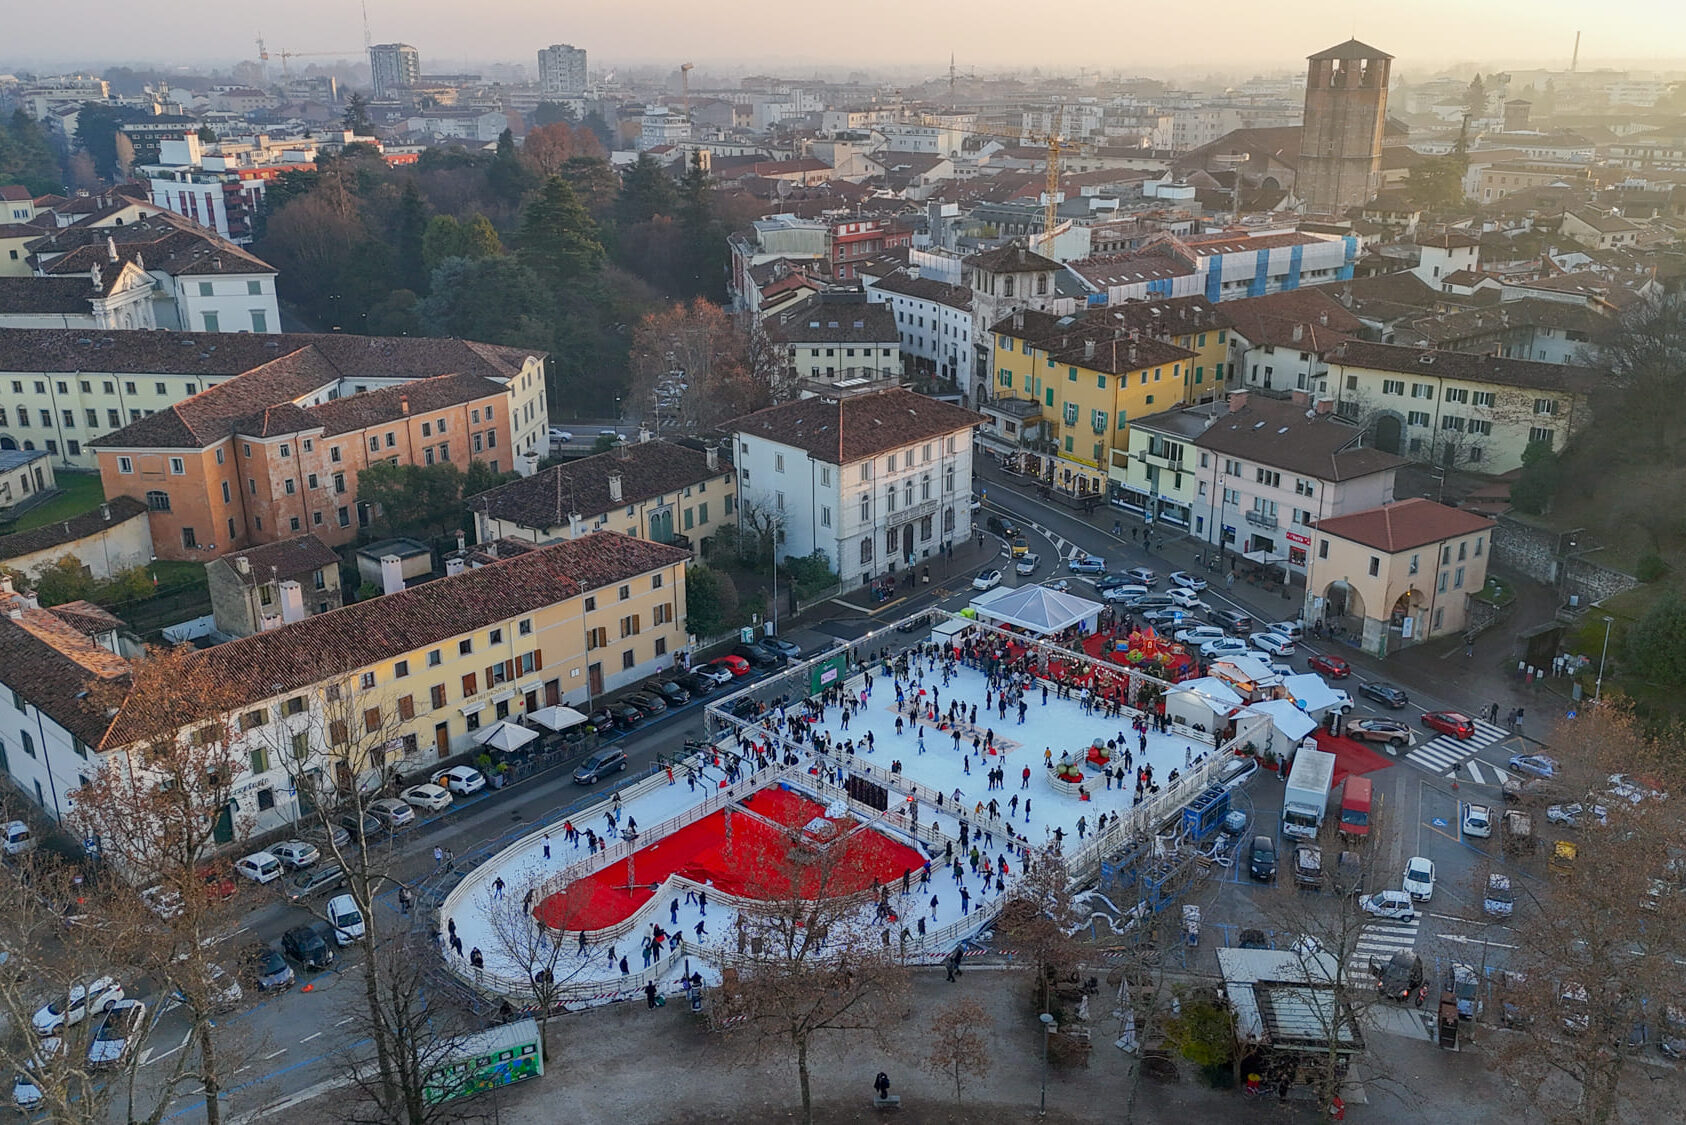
[1298,39,1391,217]
[369,43,421,98]
[537,44,588,98]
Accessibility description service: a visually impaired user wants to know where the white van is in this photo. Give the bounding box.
[3,821,33,856]
[233,851,283,884]
[326,894,365,946]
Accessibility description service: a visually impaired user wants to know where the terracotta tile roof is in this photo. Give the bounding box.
[100,532,689,748]
[0,275,106,314]
[1327,340,1601,394]
[469,440,725,527]
[0,496,148,561]
[0,593,132,748]
[1191,396,1408,482]
[865,271,972,311]
[0,186,30,202]
[47,600,124,636]
[731,387,983,465]
[1220,289,1362,352]
[216,534,341,587]
[988,307,1198,374]
[1314,497,1493,553]
[27,211,277,276]
[234,401,319,439]
[962,242,1061,274]
[1099,295,1234,336]
[98,347,344,449]
[1415,229,1482,250]
[307,372,507,437]
[766,298,899,345]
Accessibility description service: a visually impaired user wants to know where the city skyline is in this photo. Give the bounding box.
[3,0,1685,77]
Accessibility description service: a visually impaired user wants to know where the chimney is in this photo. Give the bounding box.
[638,427,652,443]
[1012,310,1024,331]
[1314,397,1334,415]
[278,579,306,624]
[0,575,12,596]
[1083,338,1096,360]
[1227,390,1250,413]
[445,556,465,577]
[608,472,624,504]
[106,236,118,263]
[379,553,405,596]
[89,264,101,292]
[568,512,583,538]
[1290,388,1311,407]
[399,394,410,416]
[705,445,718,471]
[1318,311,1329,326]
[235,556,251,576]
[99,503,111,521]
[1291,323,1304,343]
[456,531,466,553]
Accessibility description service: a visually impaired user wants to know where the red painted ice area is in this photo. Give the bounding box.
[535,785,926,931]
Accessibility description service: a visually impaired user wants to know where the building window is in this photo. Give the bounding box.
[146,490,171,512]
[169,457,185,475]
[118,456,134,474]
[1534,398,1558,416]
[1368,556,1379,577]
[1528,426,1555,448]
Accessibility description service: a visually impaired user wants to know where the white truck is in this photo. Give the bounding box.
[1281,747,1336,840]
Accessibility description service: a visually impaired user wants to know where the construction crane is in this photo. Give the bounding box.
[255,34,269,83]
[987,121,1068,254]
[278,48,362,80]
[680,62,694,119]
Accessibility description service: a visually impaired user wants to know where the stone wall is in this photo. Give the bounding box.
[1491,514,1638,605]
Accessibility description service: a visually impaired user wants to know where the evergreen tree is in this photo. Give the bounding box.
[0,110,62,195]
[74,101,136,180]
[487,127,536,206]
[533,101,578,127]
[517,176,605,292]
[1465,74,1487,118]
[615,154,677,227]
[394,181,429,293]
[341,92,374,135]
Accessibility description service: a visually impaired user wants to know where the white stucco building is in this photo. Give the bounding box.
[731,388,982,588]
[862,270,975,385]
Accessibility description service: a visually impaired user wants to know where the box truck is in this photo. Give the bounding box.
[1281,748,1336,840]
[1337,775,1373,840]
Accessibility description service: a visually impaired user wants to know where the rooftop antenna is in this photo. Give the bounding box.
[361,0,372,49]
[1570,30,1581,73]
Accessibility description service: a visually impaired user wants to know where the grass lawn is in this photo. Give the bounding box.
[147,560,208,589]
[5,472,105,533]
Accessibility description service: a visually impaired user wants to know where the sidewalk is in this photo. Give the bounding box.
[807,532,1001,618]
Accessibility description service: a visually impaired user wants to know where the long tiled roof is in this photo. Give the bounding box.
[0,496,149,562]
[215,534,341,586]
[307,372,506,437]
[1315,497,1493,553]
[101,533,689,748]
[989,308,1198,374]
[1220,289,1362,352]
[0,596,133,747]
[26,210,277,276]
[731,388,983,465]
[1327,340,1601,394]
[0,275,104,314]
[1192,396,1407,482]
[470,440,725,527]
[97,347,344,448]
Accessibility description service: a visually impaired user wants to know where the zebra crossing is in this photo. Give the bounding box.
[1346,915,1422,979]
[1461,759,1512,786]
[1404,718,1510,776]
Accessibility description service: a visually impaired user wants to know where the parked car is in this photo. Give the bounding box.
[1168,571,1206,591]
[1102,584,1149,604]
[1123,567,1158,587]
[1359,681,1409,708]
[1209,608,1253,634]
[1174,625,1225,646]
[239,944,295,992]
[972,569,1003,592]
[573,748,628,785]
[623,691,668,717]
[1359,889,1416,922]
[691,662,735,687]
[269,840,320,870]
[1248,631,1296,656]
[1461,802,1494,839]
[1201,637,1251,660]
[678,672,720,697]
[169,964,242,1014]
[1248,835,1277,882]
[1607,772,1667,804]
[1141,608,1190,628]
[1483,872,1514,918]
[1335,850,1364,896]
[731,642,783,668]
[281,924,337,970]
[3,820,34,856]
[339,812,383,843]
[401,783,453,812]
[1014,554,1039,576]
[200,866,237,902]
[762,637,802,660]
[1067,554,1107,574]
[1344,718,1414,748]
[326,895,365,946]
[284,864,346,904]
[1560,983,1590,1034]
[1307,653,1351,679]
[438,765,487,795]
[1372,950,1425,1002]
[644,679,690,706]
[1546,802,1607,828]
[1237,928,1270,950]
[233,852,283,885]
[709,654,752,678]
[1422,711,1476,739]
[607,703,644,729]
[1658,1006,1686,1059]
[1267,620,1304,642]
[86,1000,146,1069]
[1403,857,1437,901]
[312,822,351,853]
[1508,753,1558,779]
[32,977,123,1035]
[1093,573,1133,593]
[367,798,416,830]
[1293,844,1324,889]
[1449,964,1481,1020]
[1166,587,1205,609]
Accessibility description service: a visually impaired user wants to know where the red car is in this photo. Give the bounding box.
[1307,653,1351,679]
[198,867,238,902]
[709,654,751,678]
[1421,711,1476,739]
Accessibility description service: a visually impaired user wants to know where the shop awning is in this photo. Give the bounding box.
[472,720,538,752]
[529,705,589,732]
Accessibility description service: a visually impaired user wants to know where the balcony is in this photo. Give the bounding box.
[1245,510,1279,530]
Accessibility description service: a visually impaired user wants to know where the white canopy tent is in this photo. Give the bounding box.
[471,720,539,752]
[1245,698,1320,743]
[528,705,590,732]
[970,584,1102,637]
[1280,674,1347,718]
[1163,676,1244,730]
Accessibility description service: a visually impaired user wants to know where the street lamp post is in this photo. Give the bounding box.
[1594,615,1614,704]
[1038,1012,1055,1116]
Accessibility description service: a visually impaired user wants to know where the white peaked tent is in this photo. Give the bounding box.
[970,584,1102,637]
[472,720,539,752]
[528,705,590,732]
[1245,698,1320,743]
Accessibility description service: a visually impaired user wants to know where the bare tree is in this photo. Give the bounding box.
[476,867,601,1061]
[74,644,257,1125]
[921,997,993,1102]
[1482,705,1686,1125]
[715,827,911,1125]
[994,844,1085,1015]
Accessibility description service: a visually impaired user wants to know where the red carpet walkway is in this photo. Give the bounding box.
[535,785,927,933]
[1309,728,1396,787]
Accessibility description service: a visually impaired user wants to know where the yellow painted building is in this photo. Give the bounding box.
[985,308,1202,497]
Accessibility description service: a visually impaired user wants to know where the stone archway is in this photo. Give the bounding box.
[1322,580,1365,630]
[0,437,15,451]
[1372,414,1404,455]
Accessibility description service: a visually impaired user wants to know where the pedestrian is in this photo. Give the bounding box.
[619,956,630,976]
[523,887,534,913]
[542,834,551,860]
[695,919,707,939]
[875,1072,892,1102]
[698,889,708,916]
[492,876,505,900]
[645,981,659,1009]
[398,886,413,915]
[433,845,444,868]
[444,847,455,871]
[671,898,680,925]
[470,947,484,980]
[578,929,588,954]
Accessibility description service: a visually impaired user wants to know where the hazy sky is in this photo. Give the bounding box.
[5,0,1685,77]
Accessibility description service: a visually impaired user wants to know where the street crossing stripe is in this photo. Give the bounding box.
[1405,720,1509,774]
